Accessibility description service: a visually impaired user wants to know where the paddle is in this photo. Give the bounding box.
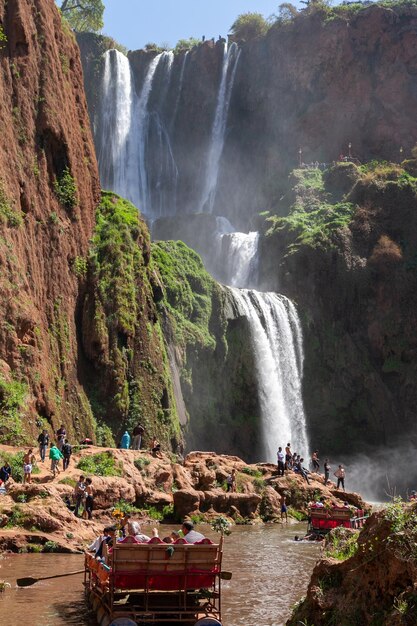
[17,569,85,587]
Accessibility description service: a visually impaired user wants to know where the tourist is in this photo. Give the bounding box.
[126,521,151,542]
[74,475,86,517]
[311,450,320,473]
[285,443,292,470]
[93,525,116,562]
[37,429,49,462]
[0,461,12,487]
[334,464,346,491]
[277,447,285,476]
[84,477,94,520]
[281,494,288,522]
[62,438,72,471]
[56,424,66,451]
[120,431,131,449]
[295,457,310,485]
[324,458,331,485]
[132,423,145,450]
[88,527,109,554]
[409,490,417,501]
[226,468,237,492]
[181,520,205,543]
[23,449,36,484]
[151,437,163,458]
[49,442,63,477]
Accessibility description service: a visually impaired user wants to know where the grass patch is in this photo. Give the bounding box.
[151,240,218,351]
[59,476,77,488]
[0,181,22,227]
[324,528,359,561]
[76,451,123,477]
[241,466,263,478]
[134,457,151,471]
[43,540,59,553]
[54,166,77,210]
[287,506,308,521]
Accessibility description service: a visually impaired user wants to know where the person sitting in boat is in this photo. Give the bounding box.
[181,520,205,543]
[88,525,117,561]
[126,520,151,543]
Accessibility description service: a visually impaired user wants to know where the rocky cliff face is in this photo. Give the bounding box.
[258,162,417,468]
[80,4,417,228]
[0,0,100,442]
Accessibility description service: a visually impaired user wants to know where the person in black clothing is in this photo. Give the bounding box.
[37,429,49,462]
[84,477,94,520]
[296,458,310,485]
[324,458,331,485]
[62,439,72,471]
[132,424,145,450]
[56,424,66,451]
[0,462,12,486]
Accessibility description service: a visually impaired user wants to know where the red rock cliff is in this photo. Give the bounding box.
[0,0,100,441]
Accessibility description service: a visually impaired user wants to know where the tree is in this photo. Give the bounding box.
[229,13,269,43]
[277,3,299,23]
[59,0,104,33]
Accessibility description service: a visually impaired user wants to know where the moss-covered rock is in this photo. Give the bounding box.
[81,192,181,449]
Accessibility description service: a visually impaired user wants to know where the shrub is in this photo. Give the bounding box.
[324,527,359,560]
[0,181,22,227]
[368,235,403,270]
[95,422,116,447]
[241,466,263,478]
[54,166,77,210]
[134,457,151,471]
[174,37,201,54]
[43,540,59,553]
[112,499,141,515]
[76,451,123,477]
[230,12,269,42]
[71,256,87,278]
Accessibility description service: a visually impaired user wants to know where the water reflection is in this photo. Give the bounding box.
[0,523,319,626]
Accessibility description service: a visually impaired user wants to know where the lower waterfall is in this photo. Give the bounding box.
[228,287,309,462]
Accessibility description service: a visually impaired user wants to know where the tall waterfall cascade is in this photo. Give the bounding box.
[95,44,310,462]
[229,288,309,461]
[198,43,241,214]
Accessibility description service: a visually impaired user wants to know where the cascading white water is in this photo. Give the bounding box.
[133,52,165,212]
[170,51,189,130]
[229,288,309,462]
[198,43,241,213]
[98,49,133,198]
[211,217,259,288]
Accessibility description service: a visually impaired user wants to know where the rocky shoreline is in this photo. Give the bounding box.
[0,444,367,553]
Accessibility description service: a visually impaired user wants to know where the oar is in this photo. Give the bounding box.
[17,569,85,587]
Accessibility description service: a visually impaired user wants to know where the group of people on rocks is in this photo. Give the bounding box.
[277,443,346,491]
[119,423,165,459]
[87,519,206,565]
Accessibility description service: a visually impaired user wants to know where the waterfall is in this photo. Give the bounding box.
[199,43,241,213]
[170,51,189,130]
[97,49,133,198]
[229,288,309,462]
[133,52,165,213]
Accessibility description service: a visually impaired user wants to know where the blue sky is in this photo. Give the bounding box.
[103,1,284,51]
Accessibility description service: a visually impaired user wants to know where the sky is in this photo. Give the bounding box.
[103,0,284,51]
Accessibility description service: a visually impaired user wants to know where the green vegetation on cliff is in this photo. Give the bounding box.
[0,375,29,445]
[152,240,220,350]
[83,192,180,449]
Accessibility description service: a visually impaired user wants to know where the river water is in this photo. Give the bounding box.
[0,523,319,626]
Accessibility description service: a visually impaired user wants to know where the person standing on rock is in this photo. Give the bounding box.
[226,469,237,492]
[56,424,66,451]
[74,475,86,517]
[84,477,94,520]
[334,464,346,491]
[285,443,292,470]
[277,447,285,476]
[324,458,331,485]
[311,451,320,473]
[23,449,36,484]
[62,439,72,471]
[0,461,12,488]
[49,442,63,477]
[120,431,131,449]
[132,423,145,450]
[37,429,49,462]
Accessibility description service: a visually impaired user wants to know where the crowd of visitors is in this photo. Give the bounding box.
[277,443,346,491]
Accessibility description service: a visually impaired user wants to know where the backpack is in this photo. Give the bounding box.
[62,443,72,457]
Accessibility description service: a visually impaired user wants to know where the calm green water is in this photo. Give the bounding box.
[0,523,319,626]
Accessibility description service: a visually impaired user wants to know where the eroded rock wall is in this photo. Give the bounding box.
[0,0,100,441]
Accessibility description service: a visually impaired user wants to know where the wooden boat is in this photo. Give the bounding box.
[84,536,225,626]
[307,504,368,538]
